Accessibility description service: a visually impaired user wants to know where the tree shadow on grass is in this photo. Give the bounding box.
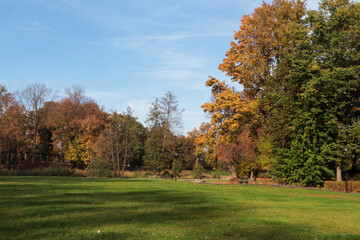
[1,177,358,240]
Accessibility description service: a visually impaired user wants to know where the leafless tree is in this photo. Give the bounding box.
[65,84,88,104]
[159,91,184,152]
[19,83,55,163]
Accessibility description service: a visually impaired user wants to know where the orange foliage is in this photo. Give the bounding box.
[219,0,305,98]
[2,103,25,141]
[202,77,258,142]
[48,98,107,163]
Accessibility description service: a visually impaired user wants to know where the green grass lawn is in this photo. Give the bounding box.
[0,177,359,240]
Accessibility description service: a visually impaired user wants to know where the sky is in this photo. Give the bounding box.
[0,0,320,134]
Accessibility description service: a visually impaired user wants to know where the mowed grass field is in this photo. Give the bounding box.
[0,177,359,240]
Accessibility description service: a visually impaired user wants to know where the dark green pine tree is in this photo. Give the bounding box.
[144,98,165,174]
[144,126,164,174]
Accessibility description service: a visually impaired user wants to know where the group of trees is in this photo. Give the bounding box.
[2,0,359,186]
[0,84,196,176]
[195,0,360,186]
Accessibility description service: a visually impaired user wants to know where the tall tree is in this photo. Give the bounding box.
[49,92,106,165]
[118,107,144,177]
[0,86,12,165]
[144,92,184,174]
[144,98,164,173]
[217,0,307,176]
[95,108,144,177]
[2,102,26,168]
[19,83,54,164]
[200,78,258,177]
[270,0,360,186]
[159,91,184,135]
[213,0,360,186]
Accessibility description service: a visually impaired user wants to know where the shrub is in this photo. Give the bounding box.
[0,169,42,176]
[192,163,203,179]
[144,172,153,178]
[230,177,240,184]
[324,181,360,193]
[133,169,144,178]
[47,161,74,176]
[257,171,271,178]
[161,170,171,179]
[212,165,222,179]
[86,160,111,178]
[352,173,360,181]
[0,161,75,177]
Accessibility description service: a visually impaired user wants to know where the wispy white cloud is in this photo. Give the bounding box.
[31,0,134,31]
[110,31,231,51]
[86,90,124,100]
[132,67,208,92]
[16,19,50,32]
[112,31,230,44]
[161,51,207,69]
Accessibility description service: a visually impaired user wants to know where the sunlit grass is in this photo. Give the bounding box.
[0,176,359,240]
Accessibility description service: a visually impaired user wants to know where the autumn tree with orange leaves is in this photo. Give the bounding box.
[199,78,259,178]
[0,87,27,168]
[219,0,305,99]
[200,0,360,187]
[197,0,306,179]
[49,92,107,165]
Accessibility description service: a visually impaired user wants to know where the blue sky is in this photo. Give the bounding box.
[1,0,320,134]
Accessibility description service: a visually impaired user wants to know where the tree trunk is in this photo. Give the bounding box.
[17,134,20,167]
[230,163,237,179]
[336,165,342,182]
[121,135,128,177]
[162,133,166,153]
[122,146,127,178]
[17,152,20,167]
[110,126,117,177]
[121,133,128,178]
[32,125,38,164]
[10,153,14,169]
[111,145,116,177]
[0,136,2,166]
[117,154,120,178]
[250,170,257,183]
[112,149,117,177]
[6,139,10,168]
[115,131,120,178]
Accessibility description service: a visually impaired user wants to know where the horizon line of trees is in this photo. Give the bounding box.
[0,84,197,176]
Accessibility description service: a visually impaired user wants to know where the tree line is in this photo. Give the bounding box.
[2,0,360,186]
[194,0,360,187]
[0,84,196,176]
